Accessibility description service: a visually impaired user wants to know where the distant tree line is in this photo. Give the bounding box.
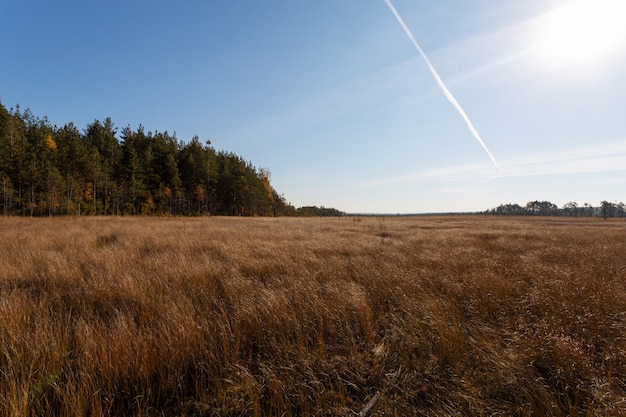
[0,102,343,217]
[485,200,625,219]
[296,206,344,217]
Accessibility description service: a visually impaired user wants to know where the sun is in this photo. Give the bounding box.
[533,0,626,71]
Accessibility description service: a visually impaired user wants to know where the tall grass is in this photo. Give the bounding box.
[0,215,625,416]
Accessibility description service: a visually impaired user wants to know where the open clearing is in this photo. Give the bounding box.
[0,215,625,416]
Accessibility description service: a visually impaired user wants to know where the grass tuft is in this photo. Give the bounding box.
[0,215,625,415]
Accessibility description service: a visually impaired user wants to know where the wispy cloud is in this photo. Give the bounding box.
[362,140,626,188]
[221,59,432,149]
[500,141,626,177]
[224,9,548,153]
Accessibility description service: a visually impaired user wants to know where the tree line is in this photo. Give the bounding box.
[0,102,317,217]
[485,200,625,219]
[296,206,344,217]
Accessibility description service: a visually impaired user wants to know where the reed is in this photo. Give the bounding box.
[0,215,624,416]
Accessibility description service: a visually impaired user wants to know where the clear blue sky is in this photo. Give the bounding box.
[2,0,625,213]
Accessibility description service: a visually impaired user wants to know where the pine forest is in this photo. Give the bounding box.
[0,102,299,217]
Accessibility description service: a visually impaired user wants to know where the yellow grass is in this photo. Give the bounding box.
[0,215,625,416]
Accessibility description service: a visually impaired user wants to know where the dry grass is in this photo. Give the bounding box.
[0,215,625,416]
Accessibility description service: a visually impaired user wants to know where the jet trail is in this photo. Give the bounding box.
[384,0,502,174]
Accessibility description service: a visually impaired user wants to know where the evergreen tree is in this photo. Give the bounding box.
[85,119,121,214]
[121,126,149,215]
[178,136,215,214]
[0,102,299,217]
[56,123,90,214]
[151,131,182,214]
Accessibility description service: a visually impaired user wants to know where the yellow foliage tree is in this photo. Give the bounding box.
[45,135,57,150]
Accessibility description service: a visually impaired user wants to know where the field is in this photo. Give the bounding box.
[0,215,625,416]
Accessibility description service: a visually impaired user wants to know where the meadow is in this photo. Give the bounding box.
[0,215,625,416]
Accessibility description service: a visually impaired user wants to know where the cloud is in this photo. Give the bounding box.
[362,140,626,188]
[501,141,626,177]
[220,57,433,149]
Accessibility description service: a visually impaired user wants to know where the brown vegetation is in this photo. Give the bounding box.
[0,215,625,416]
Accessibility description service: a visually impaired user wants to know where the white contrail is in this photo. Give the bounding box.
[384,0,502,174]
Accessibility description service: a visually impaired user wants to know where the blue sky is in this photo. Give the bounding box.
[2,0,625,213]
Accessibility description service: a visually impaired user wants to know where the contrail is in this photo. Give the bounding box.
[384,0,503,174]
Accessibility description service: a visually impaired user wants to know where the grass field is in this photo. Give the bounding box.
[0,215,625,416]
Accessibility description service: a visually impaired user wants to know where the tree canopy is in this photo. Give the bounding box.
[0,102,306,216]
[485,200,625,218]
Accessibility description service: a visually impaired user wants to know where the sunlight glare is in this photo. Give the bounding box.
[534,0,626,71]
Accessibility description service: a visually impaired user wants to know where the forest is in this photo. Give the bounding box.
[486,200,625,218]
[0,102,312,217]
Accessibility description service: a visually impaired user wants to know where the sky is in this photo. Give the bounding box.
[2,0,626,213]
